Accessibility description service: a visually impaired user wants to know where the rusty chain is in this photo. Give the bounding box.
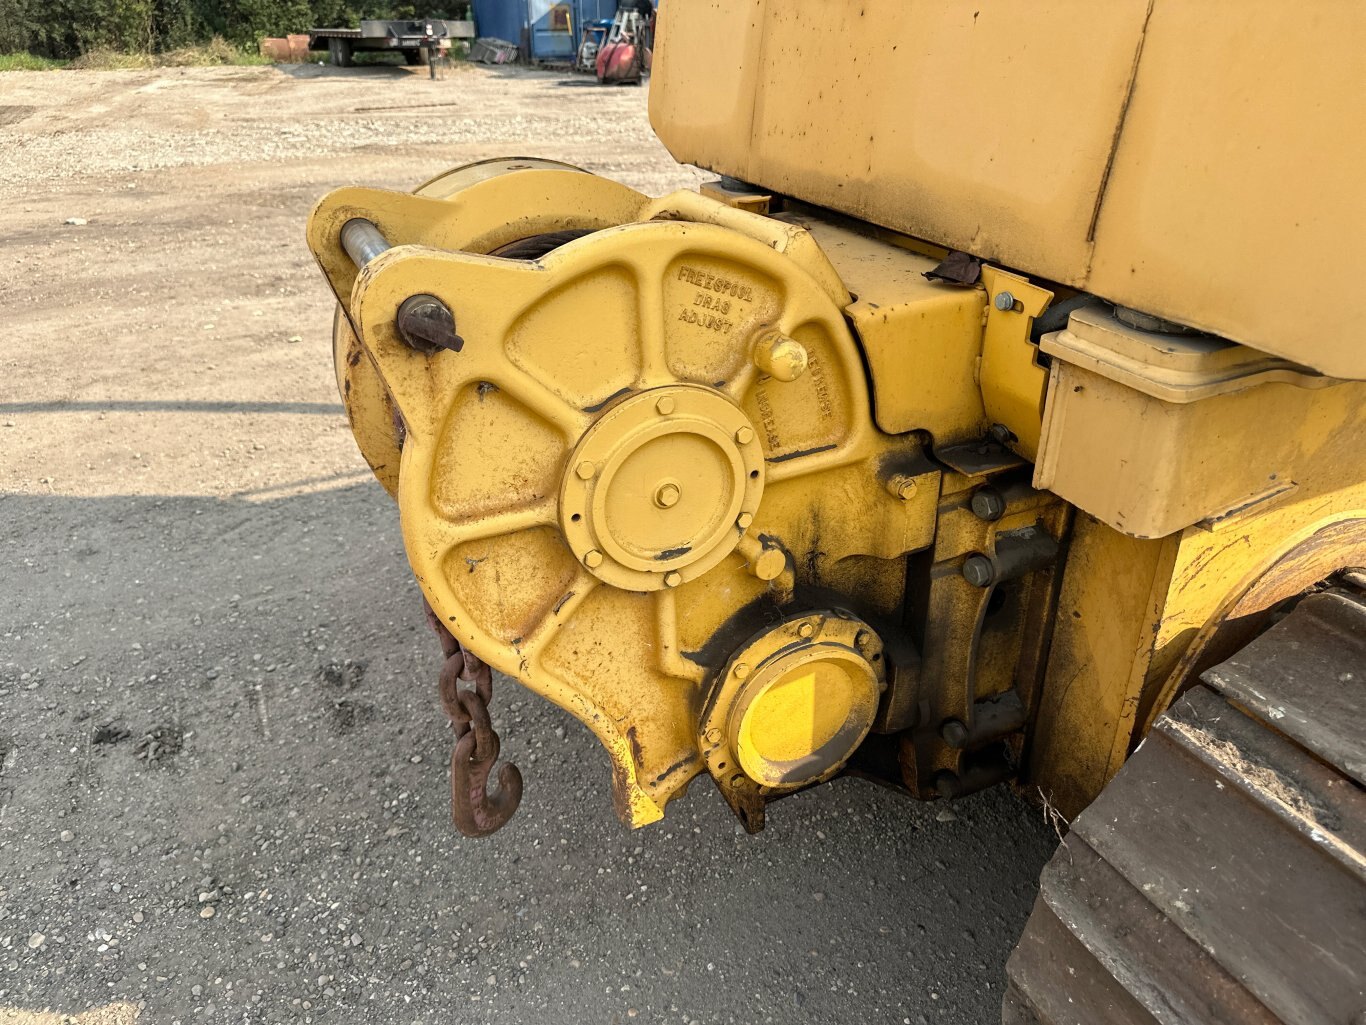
[422,600,523,836]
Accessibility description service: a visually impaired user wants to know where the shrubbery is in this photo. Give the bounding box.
[0,0,467,60]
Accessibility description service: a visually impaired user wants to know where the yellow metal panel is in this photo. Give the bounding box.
[650,1,1366,378]
[1026,515,1178,818]
[978,267,1052,460]
[787,213,988,443]
[1085,1,1366,380]
[1036,308,1366,538]
[646,0,765,178]
[1031,481,1366,818]
[788,214,1055,452]
[652,0,1149,299]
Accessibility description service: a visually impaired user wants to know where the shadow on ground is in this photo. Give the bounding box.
[0,482,1056,1024]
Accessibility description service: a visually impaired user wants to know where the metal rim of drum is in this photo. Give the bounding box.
[330,157,609,491]
[559,384,765,591]
[720,614,882,790]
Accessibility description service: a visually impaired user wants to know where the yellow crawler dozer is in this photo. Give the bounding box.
[307,3,1366,1020]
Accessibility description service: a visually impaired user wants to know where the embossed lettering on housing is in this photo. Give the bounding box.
[807,353,834,419]
[692,292,731,315]
[677,308,734,334]
[754,386,781,449]
[677,265,755,303]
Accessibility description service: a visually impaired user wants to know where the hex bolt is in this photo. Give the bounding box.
[962,554,995,588]
[885,474,917,500]
[736,512,754,530]
[705,728,723,745]
[583,550,604,569]
[735,426,755,445]
[575,460,596,480]
[797,622,815,639]
[940,719,969,748]
[663,571,682,588]
[994,291,1017,312]
[655,395,676,415]
[733,662,751,680]
[970,486,1006,521]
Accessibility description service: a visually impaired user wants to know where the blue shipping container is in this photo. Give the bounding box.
[472,0,627,61]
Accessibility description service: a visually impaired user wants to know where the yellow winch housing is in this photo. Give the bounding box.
[307,3,1366,831]
[309,161,948,827]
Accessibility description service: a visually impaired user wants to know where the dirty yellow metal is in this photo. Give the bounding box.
[309,156,1366,830]
[309,152,1366,833]
[325,159,649,496]
[309,170,935,826]
[978,267,1053,460]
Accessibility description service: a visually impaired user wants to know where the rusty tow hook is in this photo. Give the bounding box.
[423,602,523,836]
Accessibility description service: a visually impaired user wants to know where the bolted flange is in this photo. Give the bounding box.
[559,385,765,591]
[699,611,884,794]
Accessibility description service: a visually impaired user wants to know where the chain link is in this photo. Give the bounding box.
[423,600,523,837]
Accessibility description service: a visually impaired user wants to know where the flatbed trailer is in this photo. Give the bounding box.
[309,20,474,67]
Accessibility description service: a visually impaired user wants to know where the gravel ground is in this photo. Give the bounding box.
[0,63,1057,1025]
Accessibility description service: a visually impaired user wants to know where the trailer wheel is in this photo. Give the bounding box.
[328,38,353,67]
[403,48,423,66]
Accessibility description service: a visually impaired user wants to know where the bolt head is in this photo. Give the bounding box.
[654,482,681,508]
[962,554,994,588]
[705,728,723,745]
[994,291,1017,312]
[735,426,754,445]
[584,549,604,569]
[885,474,917,500]
[655,395,676,415]
[940,719,969,748]
[575,460,596,480]
[797,622,815,639]
[733,662,751,679]
[663,571,683,587]
[970,488,1006,521]
[736,512,754,530]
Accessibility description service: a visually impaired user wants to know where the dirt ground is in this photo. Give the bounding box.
[0,63,1057,1025]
